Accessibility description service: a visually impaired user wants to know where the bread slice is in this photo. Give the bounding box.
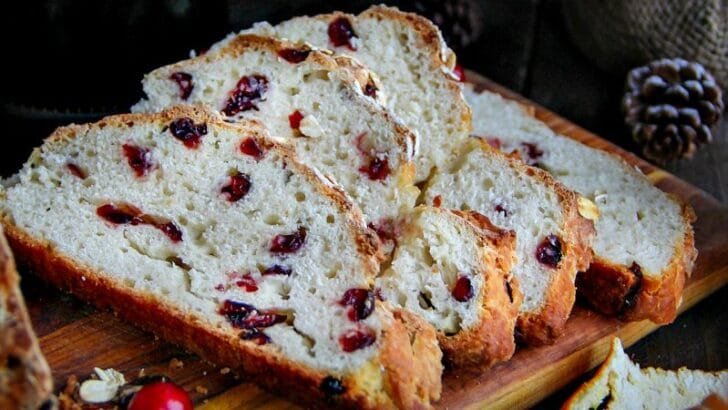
[0,106,442,408]
[0,226,53,410]
[213,4,472,182]
[464,84,697,324]
[423,139,595,345]
[563,338,728,410]
[134,35,418,243]
[376,206,520,367]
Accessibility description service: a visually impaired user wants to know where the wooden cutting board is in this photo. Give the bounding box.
[22,73,728,409]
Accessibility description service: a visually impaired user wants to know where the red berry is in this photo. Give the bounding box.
[240,328,271,345]
[452,276,474,302]
[536,234,562,268]
[262,264,292,276]
[169,72,194,100]
[222,75,269,116]
[495,203,509,217]
[328,17,357,50]
[97,203,182,243]
[453,64,465,82]
[340,289,375,321]
[339,327,376,352]
[122,143,155,177]
[363,82,377,98]
[520,142,544,166]
[288,110,304,130]
[235,273,258,292]
[270,227,307,254]
[278,48,310,64]
[485,137,502,150]
[169,117,207,149]
[66,163,87,179]
[128,381,192,410]
[239,137,265,160]
[359,155,390,181]
[221,172,252,202]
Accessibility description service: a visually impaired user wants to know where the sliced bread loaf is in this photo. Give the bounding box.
[0,106,442,408]
[0,226,53,410]
[134,35,418,242]
[423,139,595,345]
[563,338,728,410]
[464,85,697,324]
[376,206,520,367]
[214,4,472,182]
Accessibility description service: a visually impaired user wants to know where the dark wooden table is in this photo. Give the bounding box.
[2,0,726,408]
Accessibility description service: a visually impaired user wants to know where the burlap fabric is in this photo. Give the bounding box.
[563,0,728,90]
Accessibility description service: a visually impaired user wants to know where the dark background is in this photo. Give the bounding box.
[2,1,726,407]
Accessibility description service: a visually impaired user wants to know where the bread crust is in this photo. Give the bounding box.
[474,139,596,345]
[577,201,697,324]
[442,209,521,368]
[1,106,442,408]
[0,227,53,410]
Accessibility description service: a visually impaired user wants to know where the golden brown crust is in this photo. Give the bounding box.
[474,139,596,345]
[442,209,521,368]
[380,308,442,409]
[0,227,53,410]
[577,202,697,324]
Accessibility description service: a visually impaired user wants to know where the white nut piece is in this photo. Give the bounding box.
[299,115,324,139]
[79,368,126,403]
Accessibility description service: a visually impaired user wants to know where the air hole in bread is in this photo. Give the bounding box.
[295,192,306,202]
[264,214,283,225]
[326,214,335,224]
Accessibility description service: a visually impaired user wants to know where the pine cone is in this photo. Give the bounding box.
[623,58,724,164]
[393,0,484,51]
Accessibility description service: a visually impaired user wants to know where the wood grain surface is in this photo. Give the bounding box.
[19,74,728,409]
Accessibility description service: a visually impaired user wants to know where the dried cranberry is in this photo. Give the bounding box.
[520,142,544,166]
[169,117,208,149]
[495,204,509,217]
[320,376,346,396]
[219,300,256,328]
[328,17,357,50]
[432,195,443,208]
[66,163,87,179]
[486,137,502,150]
[452,276,474,302]
[169,72,194,100]
[239,137,265,160]
[240,328,271,345]
[241,311,286,329]
[214,284,225,291]
[288,110,304,130]
[122,143,155,177]
[97,203,141,225]
[221,172,252,202]
[270,227,307,254]
[262,264,292,276]
[453,64,465,82]
[339,289,375,321]
[359,156,390,181]
[363,82,377,98]
[536,234,562,268]
[235,273,258,292]
[157,222,183,243]
[339,328,376,352]
[97,204,183,242]
[222,75,269,116]
[368,220,395,244]
[128,381,192,410]
[278,48,310,63]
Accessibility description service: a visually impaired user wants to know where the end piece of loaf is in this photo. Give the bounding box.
[377,206,520,367]
[464,84,697,324]
[0,226,53,410]
[214,4,472,182]
[134,35,418,242]
[0,106,442,409]
[424,139,595,345]
[563,338,728,410]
